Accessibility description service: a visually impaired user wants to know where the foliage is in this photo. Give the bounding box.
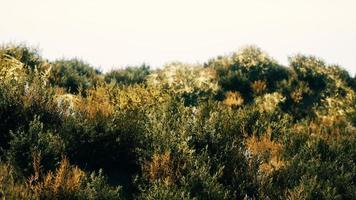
[147,63,218,105]
[28,156,124,200]
[0,43,43,70]
[105,64,151,85]
[0,163,36,199]
[0,43,355,199]
[207,46,290,102]
[49,58,102,94]
[7,117,64,176]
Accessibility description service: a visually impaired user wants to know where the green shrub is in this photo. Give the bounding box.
[208,46,290,103]
[49,58,102,94]
[266,127,356,199]
[7,117,64,176]
[105,64,151,85]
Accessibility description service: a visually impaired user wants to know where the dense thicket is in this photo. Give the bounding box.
[0,44,355,200]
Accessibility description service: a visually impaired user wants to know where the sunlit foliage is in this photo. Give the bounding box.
[0,43,355,199]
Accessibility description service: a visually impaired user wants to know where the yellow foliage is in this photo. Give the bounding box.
[54,93,79,116]
[143,151,174,185]
[0,54,26,84]
[232,46,276,68]
[116,85,168,110]
[286,184,306,200]
[147,63,218,95]
[251,80,266,95]
[290,82,310,103]
[256,92,285,113]
[308,91,355,138]
[246,132,283,173]
[76,85,115,119]
[29,155,85,198]
[0,163,36,199]
[223,91,244,107]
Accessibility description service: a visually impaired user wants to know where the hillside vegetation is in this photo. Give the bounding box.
[0,44,355,199]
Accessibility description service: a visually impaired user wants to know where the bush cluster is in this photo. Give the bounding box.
[0,44,355,199]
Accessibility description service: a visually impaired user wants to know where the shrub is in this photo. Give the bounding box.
[29,157,124,200]
[208,46,290,103]
[0,43,355,199]
[7,117,64,175]
[0,163,36,199]
[0,43,43,70]
[49,58,102,94]
[265,122,356,199]
[105,64,151,85]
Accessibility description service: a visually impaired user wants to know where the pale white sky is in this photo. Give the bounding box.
[1,0,355,74]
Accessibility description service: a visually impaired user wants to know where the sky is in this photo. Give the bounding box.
[1,0,355,74]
